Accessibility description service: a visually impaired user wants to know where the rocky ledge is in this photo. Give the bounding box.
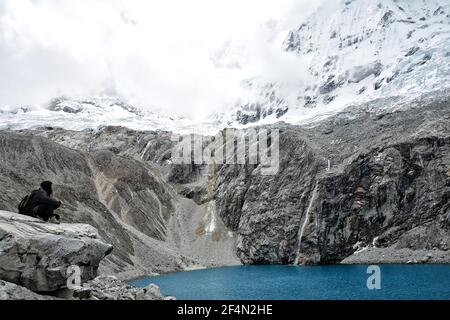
[78,275,172,300]
[0,280,57,300]
[341,247,450,264]
[0,211,166,300]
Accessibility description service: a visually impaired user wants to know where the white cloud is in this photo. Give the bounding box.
[0,0,325,118]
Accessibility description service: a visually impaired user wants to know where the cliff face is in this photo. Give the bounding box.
[1,92,449,269]
[214,93,450,264]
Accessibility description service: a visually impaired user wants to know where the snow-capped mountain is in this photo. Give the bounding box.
[224,0,450,126]
[0,96,221,135]
[1,0,449,133]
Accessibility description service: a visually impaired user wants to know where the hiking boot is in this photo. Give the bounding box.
[49,216,60,224]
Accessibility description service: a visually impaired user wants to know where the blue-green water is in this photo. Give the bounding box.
[129,265,450,300]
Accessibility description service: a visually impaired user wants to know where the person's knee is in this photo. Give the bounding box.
[36,205,50,219]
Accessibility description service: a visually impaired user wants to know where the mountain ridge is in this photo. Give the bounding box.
[1,0,450,132]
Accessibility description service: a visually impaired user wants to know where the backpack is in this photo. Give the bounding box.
[18,194,34,215]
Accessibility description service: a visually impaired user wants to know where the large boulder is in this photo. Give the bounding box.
[0,280,56,300]
[0,211,113,292]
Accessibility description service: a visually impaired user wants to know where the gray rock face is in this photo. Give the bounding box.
[341,247,450,264]
[0,275,168,300]
[0,129,239,277]
[25,126,186,185]
[213,93,450,264]
[232,82,290,126]
[2,92,449,269]
[213,128,322,264]
[0,280,56,300]
[81,275,166,300]
[0,211,113,292]
[0,131,188,276]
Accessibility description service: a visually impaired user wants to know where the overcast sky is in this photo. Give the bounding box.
[0,0,323,118]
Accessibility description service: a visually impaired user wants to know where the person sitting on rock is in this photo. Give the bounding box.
[29,181,62,224]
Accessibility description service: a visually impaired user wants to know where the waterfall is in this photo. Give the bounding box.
[294,184,319,265]
[140,141,151,160]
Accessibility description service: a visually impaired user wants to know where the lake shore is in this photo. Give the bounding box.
[341,247,450,264]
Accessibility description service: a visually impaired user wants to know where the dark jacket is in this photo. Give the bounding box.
[29,189,61,210]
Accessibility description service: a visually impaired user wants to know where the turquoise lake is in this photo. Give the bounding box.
[129,264,450,300]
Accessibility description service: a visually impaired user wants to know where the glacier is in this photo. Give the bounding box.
[1,0,449,133]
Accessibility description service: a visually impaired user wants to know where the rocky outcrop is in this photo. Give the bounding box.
[0,280,56,300]
[0,211,113,292]
[0,275,169,301]
[213,93,450,264]
[79,275,168,300]
[341,247,449,264]
[0,211,172,300]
